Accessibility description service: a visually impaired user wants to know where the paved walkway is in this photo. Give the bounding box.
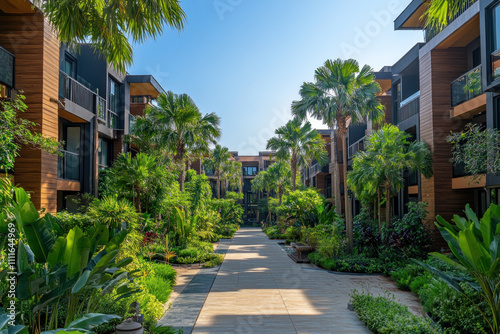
[163,228,423,334]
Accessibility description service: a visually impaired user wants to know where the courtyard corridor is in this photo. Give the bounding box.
[161,228,423,334]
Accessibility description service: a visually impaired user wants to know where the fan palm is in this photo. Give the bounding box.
[252,170,273,222]
[131,91,221,191]
[267,161,292,205]
[292,58,384,252]
[350,125,433,226]
[42,0,186,72]
[203,145,233,199]
[223,160,243,195]
[266,118,327,191]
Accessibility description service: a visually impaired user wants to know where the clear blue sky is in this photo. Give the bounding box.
[130,0,423,155]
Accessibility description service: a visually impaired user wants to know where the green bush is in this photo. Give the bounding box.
[54,211,95,234]
[285,226,301,241]
[204,254,224,267]
[142,275,173,303]
[390,264,427,291]
[350,290,437,334]
[308,252,393,274]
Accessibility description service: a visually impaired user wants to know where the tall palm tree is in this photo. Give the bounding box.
[43,0,186,71]
[291,58,384,253]
[223,160,243,195]
[131,91,221,191]
[267,161,292,205]
[203,145,232,199]
[349,125,433,226]
[266,118,327,191]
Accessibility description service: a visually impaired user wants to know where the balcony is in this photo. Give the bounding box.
[451,65,482,107]
[308,163,329,178]
[396,92,420,124]
[491,49,500,81]
[59,70,104,115]
[58,150,80,181]
[348,136,365,159]
[98,108,119,129]
[424,0,475,42]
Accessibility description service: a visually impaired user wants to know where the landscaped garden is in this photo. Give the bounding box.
[0,93,243,333]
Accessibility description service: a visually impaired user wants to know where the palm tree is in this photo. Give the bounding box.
[43,0,186,71]
[423,0,475,33]
[349,125,433,226]
[252,170,273,222]
[131,91,221,191]
[292,58,385,253]
[266,161,292,205]
[203,145,232,199]
[266,118,327,191]
[223,160,243,196]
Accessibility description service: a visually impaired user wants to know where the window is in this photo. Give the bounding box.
[0,46,14,97]
[491,3,500,80]
[64,54,76,78]
[243,166,258,176]
[98,138,110,169]
[108,77,120,113]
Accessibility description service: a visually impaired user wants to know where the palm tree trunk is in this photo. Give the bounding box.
[331,130,341,214]
[216,174,221,199]
[385,182,391,226]
[291,153,297,191]
[338,118,353,253]
[179,161,186,192]
[266,190,270,223]
[377,188,381,232]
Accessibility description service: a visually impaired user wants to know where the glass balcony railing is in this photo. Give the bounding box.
[348,136,365,159]
[424,0,475,43]
[59,70,105,115]
[396,92,420,123]
[451,65,482,107]
[58,150,80,181]
[491,49,500,81]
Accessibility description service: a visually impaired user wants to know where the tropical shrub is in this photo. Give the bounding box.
[350,290,437,334]
[417,203,500,334]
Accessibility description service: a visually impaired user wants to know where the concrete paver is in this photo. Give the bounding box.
[166,227,422,334]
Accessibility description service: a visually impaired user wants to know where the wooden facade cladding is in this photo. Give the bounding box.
[0,14,60,212]
[419,48,472,246]
[130,103,149,117]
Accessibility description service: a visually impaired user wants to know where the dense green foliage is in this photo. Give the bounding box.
[0,95,60,171]
[350,290,437,334]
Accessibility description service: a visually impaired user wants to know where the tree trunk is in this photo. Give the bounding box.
[339,118,353,253]
[377,188,382,232]
[291,153,297,191]
[331,130,342,214]
[179,161,186,192]
[216,174,221,199]
[385,182,391,226]
[266,191,270,223]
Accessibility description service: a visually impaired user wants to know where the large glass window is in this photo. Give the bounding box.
[108,77,120,113]
[64,54,76,78]
[491,4,500,79]
[98,138,110,169]
[243,166,258,176]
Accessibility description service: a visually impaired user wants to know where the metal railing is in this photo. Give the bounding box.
[451,65,482,107]
[58,150,80,181]
[397,94,420,123]
[59,70,103,114]
[308,163,329,178]
[424,1,475,42]
[348,136,365,159]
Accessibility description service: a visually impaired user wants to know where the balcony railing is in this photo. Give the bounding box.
[424,0,475,42]
[451,65,482,107]
[98,108,119,129]
[491,49,500,81]
[348,136,365,159]
[308,163,329,178]
[397,93,420,123]
[59,70,104,114]
[58,150,80,181]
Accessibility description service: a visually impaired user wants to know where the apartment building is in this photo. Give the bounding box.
[0,4,165,212]
[204,151,274,225]
[326,0,500,246]
[302,130,332,198]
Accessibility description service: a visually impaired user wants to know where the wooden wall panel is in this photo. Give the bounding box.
[0,14,59,212]
[419,48,471,248]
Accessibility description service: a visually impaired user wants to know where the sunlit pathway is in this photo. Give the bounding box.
[190,227,422,334]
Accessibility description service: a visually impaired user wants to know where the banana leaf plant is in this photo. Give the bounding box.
[3,188,139,334]
[416,203,500,334]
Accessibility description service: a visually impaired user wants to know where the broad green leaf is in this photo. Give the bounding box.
[63,227,88,279]
[71,270,91,294]
[16,240,29,273]
[22,217,54,263]
[458,228,486,273]
[63,313,121,331]
[47,237,66,269]
[0,314,9,330]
